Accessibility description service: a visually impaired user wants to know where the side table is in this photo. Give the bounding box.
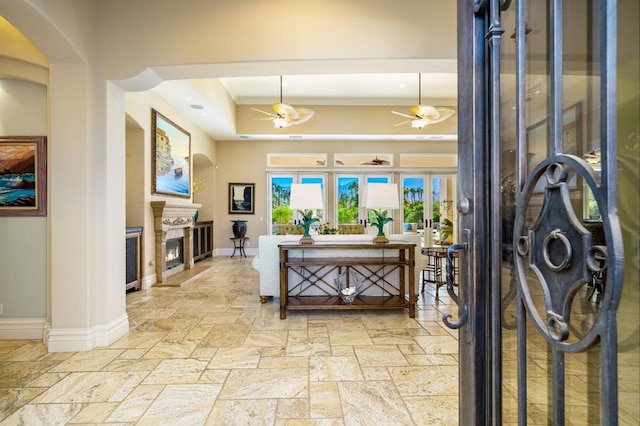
[230,237,249,258]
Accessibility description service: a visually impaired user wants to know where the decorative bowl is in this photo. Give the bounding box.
[336,273,361,304]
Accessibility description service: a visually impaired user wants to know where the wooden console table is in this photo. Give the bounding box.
[278,242,416,319]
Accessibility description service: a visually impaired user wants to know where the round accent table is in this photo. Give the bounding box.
[230,237,249,258]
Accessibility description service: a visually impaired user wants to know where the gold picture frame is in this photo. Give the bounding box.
[151,109,191,198]
[0,136,47,217]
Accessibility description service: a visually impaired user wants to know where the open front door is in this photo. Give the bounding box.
[455,0,638,423]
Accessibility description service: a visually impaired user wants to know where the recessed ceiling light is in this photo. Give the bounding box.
[190,104,204,110]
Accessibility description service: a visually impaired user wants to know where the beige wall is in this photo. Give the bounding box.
[214,139,457,251]
[125,90,216,285]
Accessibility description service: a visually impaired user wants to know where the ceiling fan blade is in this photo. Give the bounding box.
[291,108,314,125]
[393,120,413,127]
[391,110,415,119]
[251,107,276,118]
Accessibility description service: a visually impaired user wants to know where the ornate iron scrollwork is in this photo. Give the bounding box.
[514,154,618,348]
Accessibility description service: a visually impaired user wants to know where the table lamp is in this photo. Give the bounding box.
[289,183,324,244]
[364,183,399,244]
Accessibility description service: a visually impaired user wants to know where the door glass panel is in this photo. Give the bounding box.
[402,176,425,237]
[336,175,360,224]
[498,0,638,422]
[271,176,293,234]
[431,176,456,247]
[270,174,326,234]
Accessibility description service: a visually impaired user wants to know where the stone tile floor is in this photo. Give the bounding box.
[0,256,461,425]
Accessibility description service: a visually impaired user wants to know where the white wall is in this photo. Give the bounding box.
[0,79,47,319]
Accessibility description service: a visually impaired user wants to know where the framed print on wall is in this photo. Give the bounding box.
[229,183,255,214]
[152,109,191,198]
[0,136,47,217]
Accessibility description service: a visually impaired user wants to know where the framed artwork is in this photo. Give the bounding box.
[0,136,47,217]
[229,183,255,214]
[152,109,191,198]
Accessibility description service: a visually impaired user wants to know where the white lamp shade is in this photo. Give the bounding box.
[363,183,400,209]
[289,183,324,210]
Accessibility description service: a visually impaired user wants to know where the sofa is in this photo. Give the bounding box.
[253,233,424,302]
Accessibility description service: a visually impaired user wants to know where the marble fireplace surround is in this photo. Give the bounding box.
[150,201,201,283]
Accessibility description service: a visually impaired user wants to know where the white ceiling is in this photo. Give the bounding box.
[153,72,459,141]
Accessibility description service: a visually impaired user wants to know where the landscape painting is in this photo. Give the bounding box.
[152,109,191,198]
[0,136,47,216]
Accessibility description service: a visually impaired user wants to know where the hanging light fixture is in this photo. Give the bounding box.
[391,74,455,129]
[251,76,314,128]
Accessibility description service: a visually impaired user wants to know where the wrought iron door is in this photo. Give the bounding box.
[454,0,637,424]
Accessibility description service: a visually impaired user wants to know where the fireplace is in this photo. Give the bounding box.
[165,237,184,269]
[150,201,201,283]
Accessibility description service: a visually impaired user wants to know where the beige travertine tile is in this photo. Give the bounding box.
[218,368,308,399]
[0,387,46,419]
[143,358,208,384]
[106,384,164,423]
[338,381,414,425]
[309,356,364,382]
[68,402,119,423]
[353,345,409,366]
[259,355,309,369]
[309,381,342,418]
[110,331,167,349]
[388,365,458,397]
[277,398,310,418]
[208,346,262,369]
[7,257,626,425]
[33,371,147,403]
[137,384,221,426]
[243,330,289,347]
[206,399,278,425]
[1,403,83,425]
[142,337,199,359]
[403,395,458,425]
[285,333,331,357]
[0,361,61,388]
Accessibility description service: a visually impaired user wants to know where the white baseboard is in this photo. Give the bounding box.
[215,248,257,257]
[141,273,156,290]
[0,318,46,339]
[45,313,129,352]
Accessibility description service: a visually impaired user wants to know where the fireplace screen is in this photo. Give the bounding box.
[165,237,184,270]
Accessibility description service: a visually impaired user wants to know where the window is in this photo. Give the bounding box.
[268,173,326,234]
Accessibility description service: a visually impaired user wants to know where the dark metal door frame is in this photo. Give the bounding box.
[454,0,622,424]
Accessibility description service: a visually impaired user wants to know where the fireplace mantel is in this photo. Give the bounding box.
[150,201,201,283]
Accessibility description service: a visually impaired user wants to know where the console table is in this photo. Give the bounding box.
[278,242,416,319]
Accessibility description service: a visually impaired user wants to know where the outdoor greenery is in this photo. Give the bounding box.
[272,205,293,224]
[403,186,425,224]
[272,183,290,208]
[338,180,359,224]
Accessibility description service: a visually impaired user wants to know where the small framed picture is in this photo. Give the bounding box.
[0,136,47,216]
[229,183,255,214]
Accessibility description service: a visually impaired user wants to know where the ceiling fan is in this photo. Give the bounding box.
[360,156,390,166]
[251,76,315,128]
[391,74,455,129]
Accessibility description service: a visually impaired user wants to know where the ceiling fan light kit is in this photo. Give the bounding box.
[252,76,315,128]
[391,74,455,129]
